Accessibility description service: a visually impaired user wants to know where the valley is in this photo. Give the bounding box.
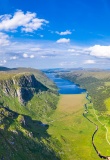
[1,67,110,160]
[47,94,100,160]
[1,1,110,159]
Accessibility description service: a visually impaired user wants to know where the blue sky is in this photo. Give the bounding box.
[0,0,110,69]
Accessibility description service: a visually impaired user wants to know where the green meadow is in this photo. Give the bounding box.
[47,94,101,160]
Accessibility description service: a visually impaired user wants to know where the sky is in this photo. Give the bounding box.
[0,0,110,69]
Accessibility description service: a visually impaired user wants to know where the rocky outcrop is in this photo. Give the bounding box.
[0,73,48,105]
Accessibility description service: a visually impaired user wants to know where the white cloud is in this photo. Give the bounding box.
[23,53,28,58]
[23,53,35,59]
[30,55,34,58]
[56,38,70,43]
[88,45,110,58]
[41,55,47,58]
[10,56,18,60]
[68,49,75,52]
[0,60,7,64]
[56,30,72,35]
[30,47,41,51]
[60,61,76,67]
[67,49,80,56]
[84,60,95,64]
[0,32,10,46]
[3,60,7,63]
[0,10,48,33]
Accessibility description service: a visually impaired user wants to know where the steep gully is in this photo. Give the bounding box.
[84,93,110,160]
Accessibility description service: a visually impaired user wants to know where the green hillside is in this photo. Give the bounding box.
[57,69,110,158]
[0,67,61,160]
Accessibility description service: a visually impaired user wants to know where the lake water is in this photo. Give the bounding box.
[45,73,86,94]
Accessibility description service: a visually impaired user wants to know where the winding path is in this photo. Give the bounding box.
[85,93,110,160]
[92,104,110,146]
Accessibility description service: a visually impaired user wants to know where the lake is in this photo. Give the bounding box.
[45,73,86,94]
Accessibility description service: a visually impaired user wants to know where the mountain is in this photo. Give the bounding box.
[0,67,61,160]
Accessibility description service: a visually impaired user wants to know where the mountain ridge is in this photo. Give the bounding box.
[0,67,61,160]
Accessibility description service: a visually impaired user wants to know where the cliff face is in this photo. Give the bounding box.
[0,73,48,105]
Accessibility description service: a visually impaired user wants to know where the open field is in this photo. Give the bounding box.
[56,94,86,114]
[47,94,101,160]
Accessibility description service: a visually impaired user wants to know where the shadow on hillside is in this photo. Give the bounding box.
[19,75,49,104]
[0,66,17,71]
[0,107,60,160]
[19,86,48,105]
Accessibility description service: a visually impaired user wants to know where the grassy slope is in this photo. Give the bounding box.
[0,90,59,121]
[47,94,100,160]
[0,68,61,160]
[0,105,61,160]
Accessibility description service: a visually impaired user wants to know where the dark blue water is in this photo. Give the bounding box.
[45,73,86,94]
